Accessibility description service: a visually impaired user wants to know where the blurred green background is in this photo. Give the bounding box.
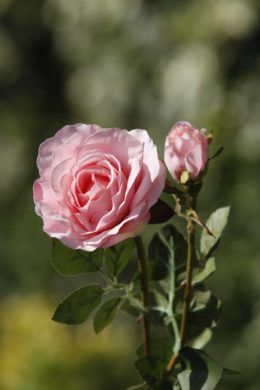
[1,0,260,389]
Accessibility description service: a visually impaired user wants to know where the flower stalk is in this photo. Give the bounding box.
[165,192,197,374]
[179,217,195,343]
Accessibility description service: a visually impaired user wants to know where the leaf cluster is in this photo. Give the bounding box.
[51,206,234,390]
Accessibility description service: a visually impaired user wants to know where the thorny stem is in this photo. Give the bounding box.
[179,217,195,343]
[165,194,197,375]
[135,236,151,357]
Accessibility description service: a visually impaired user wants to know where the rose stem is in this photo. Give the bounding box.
[179,216,195,343]
[165,195,197,374]
[135,235,151,356]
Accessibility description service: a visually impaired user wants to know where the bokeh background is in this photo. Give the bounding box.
[1,0,260,389]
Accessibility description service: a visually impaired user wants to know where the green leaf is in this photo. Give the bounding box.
[136,337,173,362]
[149,199,175,224]
[52,285,103,325]
[187,291,222,343]
[190,329,213,350]
[192,258,216,285]
[93,297,121,333]
[200,207,230,258]
[177,258,216,287]
[105,239,135,276]
[178,348,222,390]
[120,300,141,318]
[51,239,104,275]
[135,356,172,390]
[148,225,187,281]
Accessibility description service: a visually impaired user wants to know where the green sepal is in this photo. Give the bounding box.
[93,297,122,333]
[200,207,230,259]
[178,347,222,390]
[51,238,104,275]
[104,239,135,277]
[52,285,103,325]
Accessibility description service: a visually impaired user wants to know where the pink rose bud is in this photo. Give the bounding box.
[164,121,209,183]
[33,124,166,251]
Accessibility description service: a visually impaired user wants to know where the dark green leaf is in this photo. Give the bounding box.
[200,207,230,258]
[120,300,141,318]
[51,239,104,275]
[93,297,121,333]
[148,225,187,281]
[135,356,172,390]
[52,285,103,325]
[105,239,135,276]
[136,337,173,362]
[178,348,222,390]
[187,291,222,342]
[149,199,175,224]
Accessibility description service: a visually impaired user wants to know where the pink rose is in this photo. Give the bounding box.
[33,124,166,251]
[164,121,209,182]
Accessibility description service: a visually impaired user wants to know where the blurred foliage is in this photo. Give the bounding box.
[0,295,139,389]
[0,0,260,388]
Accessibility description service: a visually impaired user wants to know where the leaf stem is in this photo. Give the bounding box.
[135,235,151,356]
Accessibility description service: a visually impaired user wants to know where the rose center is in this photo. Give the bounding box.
[77,170,109,201]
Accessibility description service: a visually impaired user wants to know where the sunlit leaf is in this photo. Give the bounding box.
[187,291,222,341]
[190,329,213,350]
[52,285,103,324]
[200,207,230,258]
[178,258,216,287]
[192,258,216,285]
[51,239,104,275]
[93,297,121,333]
[178,347,222,390]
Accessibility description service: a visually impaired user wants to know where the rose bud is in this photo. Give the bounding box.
[164,121,209,183]
[33,124,166,251]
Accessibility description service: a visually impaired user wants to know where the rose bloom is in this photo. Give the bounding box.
[164,121,209,182]
[33,124,166,251]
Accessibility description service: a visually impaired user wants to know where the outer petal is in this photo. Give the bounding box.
[130,129,166,208]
